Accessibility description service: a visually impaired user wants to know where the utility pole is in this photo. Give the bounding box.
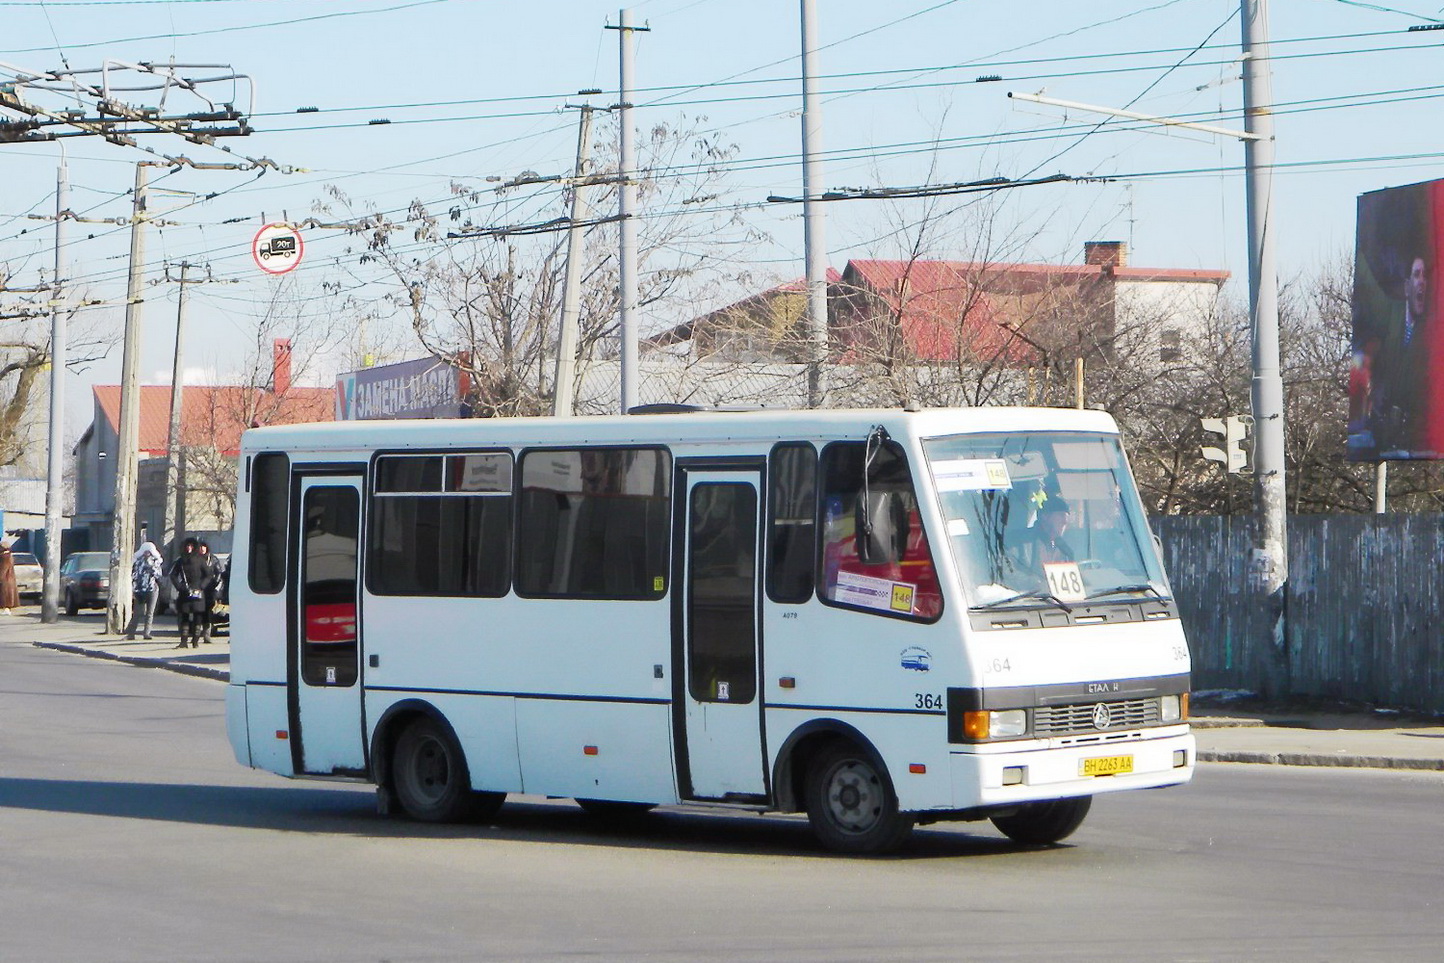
[553,103,596,418]
[41,150,67,623]
[162,260,195,559]
[800,0,829,408]
[107,161,151,635]
[1241,0,1289,690]
[612,9,648,414]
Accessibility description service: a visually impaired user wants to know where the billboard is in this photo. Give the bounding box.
[335,356,469,420]
[1349,179,1444,460]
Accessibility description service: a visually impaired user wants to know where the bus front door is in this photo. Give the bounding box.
[290,474,367,776]
[676,467,767,801]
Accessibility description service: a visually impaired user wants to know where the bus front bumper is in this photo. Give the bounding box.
[949,726,1195,807]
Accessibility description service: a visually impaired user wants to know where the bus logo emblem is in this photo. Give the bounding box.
[1092,703,1112,729]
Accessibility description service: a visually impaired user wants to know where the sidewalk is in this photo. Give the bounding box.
[3,605,229,682]
[4,606,1444,771]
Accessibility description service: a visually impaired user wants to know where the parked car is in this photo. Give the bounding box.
[59,551,111,615]
[11,551,42,601]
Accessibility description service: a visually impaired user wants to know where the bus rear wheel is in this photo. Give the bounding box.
[391,718,504,823]
[990,796,1092,846]
[804,741,914,854]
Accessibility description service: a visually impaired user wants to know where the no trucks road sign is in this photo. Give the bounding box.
[252,223,304,275]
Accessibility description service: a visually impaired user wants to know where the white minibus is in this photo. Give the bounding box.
[225,406,1193,853]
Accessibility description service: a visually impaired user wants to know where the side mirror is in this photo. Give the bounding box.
[856,491,909,565]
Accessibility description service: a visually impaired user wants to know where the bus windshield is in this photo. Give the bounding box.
[922,431,1168,609]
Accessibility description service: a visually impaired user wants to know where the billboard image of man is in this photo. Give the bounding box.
[1349,180,1444,460]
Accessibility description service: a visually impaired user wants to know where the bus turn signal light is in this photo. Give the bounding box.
[963,710,990,741]
[584,745,599,756]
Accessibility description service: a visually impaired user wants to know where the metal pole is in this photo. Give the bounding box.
[41,150,67,623]
[800,0,829,408]
[617,8,640,414]
[107,162,149,635]
[1241,0,1288,688]
[554,106,594,418]
[1374,462,1387,514]
[163,262,191,556]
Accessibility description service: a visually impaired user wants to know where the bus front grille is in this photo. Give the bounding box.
[1034,698,1160,735]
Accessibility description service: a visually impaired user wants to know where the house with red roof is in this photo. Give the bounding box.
[830,242,1229,367]
[73,339,334,553]
[651,243,1227,377]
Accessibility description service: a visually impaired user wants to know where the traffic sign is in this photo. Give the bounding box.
[252,223,304,275]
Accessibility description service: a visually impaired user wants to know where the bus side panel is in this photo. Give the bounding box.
[365,691,524,793]
[515,700,677,804]
[225,683,250,767]
[245,683,295,776]
[762,602,968,814]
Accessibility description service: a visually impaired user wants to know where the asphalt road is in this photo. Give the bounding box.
[4,639,1444,962]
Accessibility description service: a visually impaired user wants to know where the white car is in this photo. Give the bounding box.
[11,552,43,601]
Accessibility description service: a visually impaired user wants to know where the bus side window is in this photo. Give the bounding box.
[248,452,290,594]
[767,442,816,603]
[818,441,941,620]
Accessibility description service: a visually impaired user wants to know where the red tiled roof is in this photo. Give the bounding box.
[92,384,334,457]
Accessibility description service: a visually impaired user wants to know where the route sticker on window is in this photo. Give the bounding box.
[1043,561,1086,601]
[835,570,917,614]
[933,458,1012,492]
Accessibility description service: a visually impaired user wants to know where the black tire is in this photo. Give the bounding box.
[991,796,1092,846]
[804,740,914,854]
[576,798,658,819]
[64,590,78,617]
[391,718,504,823]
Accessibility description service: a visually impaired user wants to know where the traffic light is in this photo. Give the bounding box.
[1201,415,1253,473]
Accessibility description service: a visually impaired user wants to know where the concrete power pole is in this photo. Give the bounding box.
[614,8,647,414]
[107,162,151,635]
[1241,0,1289,690]
[800,0,829,408]
[553,105,595,418]
[41,151,67,623]
[162,261,195,559]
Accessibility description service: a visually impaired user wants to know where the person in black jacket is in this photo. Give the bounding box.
[169,538,214,649]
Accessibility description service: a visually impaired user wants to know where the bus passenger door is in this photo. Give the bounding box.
[676,466,767,801]
[291,474,367,776]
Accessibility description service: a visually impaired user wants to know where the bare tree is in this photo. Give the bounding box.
[317,115,761,417]
[0,301,110,472]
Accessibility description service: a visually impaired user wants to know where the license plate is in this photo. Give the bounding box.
[1080,754,1133,777]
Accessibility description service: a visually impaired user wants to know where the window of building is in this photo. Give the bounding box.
[368,452,513,598]
[516,447,671,599]
[248,452,290,594]
[818,437,942,620]
[1160,328,1182,363]
[767,442,816,603]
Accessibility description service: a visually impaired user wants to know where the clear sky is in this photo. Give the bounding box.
[3,0,1443,436]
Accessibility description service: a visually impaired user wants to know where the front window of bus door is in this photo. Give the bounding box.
[818,440,942,620]
[301,486,360,687]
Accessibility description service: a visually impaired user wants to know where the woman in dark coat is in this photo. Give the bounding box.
[168,538,214,649]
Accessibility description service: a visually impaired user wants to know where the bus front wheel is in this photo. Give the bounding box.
[392,718,504,823]
[804,741,914,854]
[990,795,1092,846]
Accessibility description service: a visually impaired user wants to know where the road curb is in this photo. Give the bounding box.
[32,640,229,682]
[1197,748,1444,771]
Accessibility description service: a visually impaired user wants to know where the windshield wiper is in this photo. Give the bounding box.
[1082,583,1167,601]
[973,590,1074,612]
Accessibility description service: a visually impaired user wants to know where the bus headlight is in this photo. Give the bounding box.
[989,709,1027,738]
[1160,694,1186,723]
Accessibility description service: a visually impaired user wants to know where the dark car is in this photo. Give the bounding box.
[59,551,112,615]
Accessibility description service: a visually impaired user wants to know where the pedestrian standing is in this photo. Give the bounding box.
[0,540,18,614]
[168,537,213,649]
[197,540,219,643]
[124,541,164,640]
